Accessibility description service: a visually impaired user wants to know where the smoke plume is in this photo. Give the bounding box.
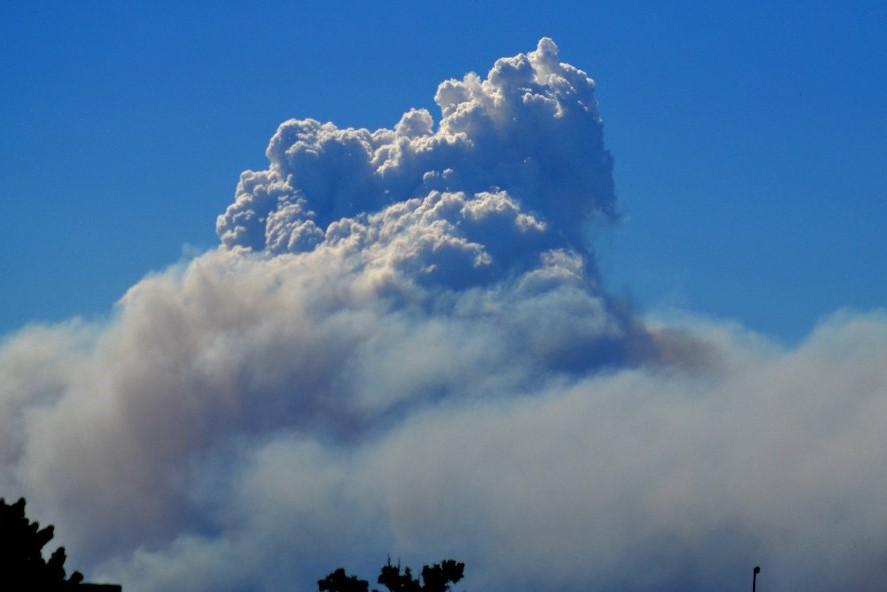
[2,39,887,592]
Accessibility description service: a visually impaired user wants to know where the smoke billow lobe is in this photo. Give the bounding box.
[217,37,615,262]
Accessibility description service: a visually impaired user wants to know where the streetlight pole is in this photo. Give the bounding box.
[752,566,761,592]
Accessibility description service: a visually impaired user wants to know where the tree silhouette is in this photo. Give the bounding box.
[417,561,464,592]
[318,568,369,592]
[319,559,464,592]
[0,497,121,591]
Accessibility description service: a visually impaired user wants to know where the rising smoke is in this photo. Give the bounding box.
[2,39,887,592]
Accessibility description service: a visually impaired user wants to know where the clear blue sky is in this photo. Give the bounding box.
[2,1,885,342]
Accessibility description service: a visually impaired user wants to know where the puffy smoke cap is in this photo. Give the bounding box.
[216,38,615,266]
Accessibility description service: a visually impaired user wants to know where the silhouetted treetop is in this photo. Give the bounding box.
[319,568,370,592]
[419,560,464,592]
[0,497,121,591]
[319,559,464,592]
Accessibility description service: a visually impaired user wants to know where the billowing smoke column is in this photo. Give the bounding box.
[2,39,887,592]
[212,36,654,374]
[217,37,614,262]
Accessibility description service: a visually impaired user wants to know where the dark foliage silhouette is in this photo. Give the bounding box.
[319,559,464,592]
[0,497,121,591]
[318,568,369,592]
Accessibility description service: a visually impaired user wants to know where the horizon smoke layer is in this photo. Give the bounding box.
[2,39,887,592]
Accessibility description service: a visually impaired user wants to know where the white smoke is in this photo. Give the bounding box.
[2,39,887,592]
[216,36,614,263]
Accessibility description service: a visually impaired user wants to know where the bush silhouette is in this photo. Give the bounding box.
[319,559,464,592]
[0,497,120,590]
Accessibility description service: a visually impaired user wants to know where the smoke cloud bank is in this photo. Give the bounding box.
[2,39,887,592]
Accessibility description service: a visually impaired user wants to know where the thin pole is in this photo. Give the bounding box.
[752,566,760,592]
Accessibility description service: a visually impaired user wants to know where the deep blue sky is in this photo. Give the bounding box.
[2,1,885,341]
